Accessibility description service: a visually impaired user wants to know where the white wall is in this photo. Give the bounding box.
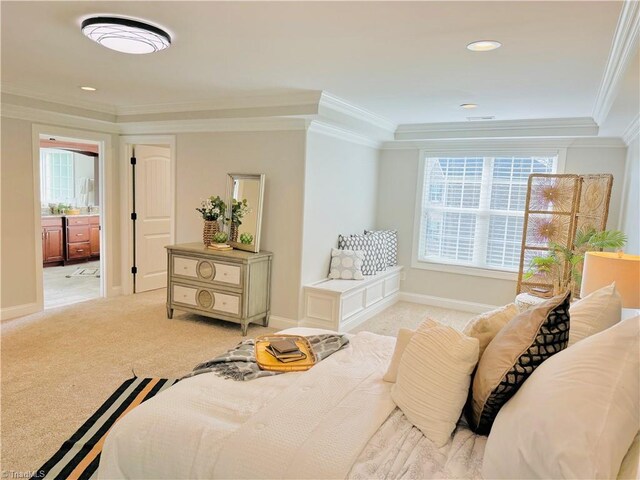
[301,131,379,283]
[621,136,640,253]
[175,130,306,321]
[377,145,629,307]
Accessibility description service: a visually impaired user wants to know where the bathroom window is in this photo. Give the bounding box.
[40,149,75,204]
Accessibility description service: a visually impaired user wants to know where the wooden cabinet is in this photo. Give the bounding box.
[89,215,100,257]
[166,243,272,336]
[42,217,64,265]
[65,216,90,263]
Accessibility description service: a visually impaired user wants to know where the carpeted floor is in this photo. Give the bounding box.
[1,290,474,473]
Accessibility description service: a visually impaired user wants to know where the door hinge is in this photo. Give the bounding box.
[131,266,138,275]
[130,156,137,165]
[131,212,137,221]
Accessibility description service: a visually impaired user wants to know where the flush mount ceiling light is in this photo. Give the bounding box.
[80,86,97,91]
[81,16,171,54]
[460,103,478,109]
[467,40,502,52]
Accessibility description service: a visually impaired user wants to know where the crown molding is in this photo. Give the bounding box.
[0,83,117,115]
[318,92,397,135]
[117,116,308,134]
[381,136,626,151]
[622,113,640,145]
[0,103,120,134]
[395,117,599,140]
[307,120,381,148]
[592,1,640,125]
[115,91,322,116]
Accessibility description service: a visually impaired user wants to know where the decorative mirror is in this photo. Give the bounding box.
[226,173,265,253]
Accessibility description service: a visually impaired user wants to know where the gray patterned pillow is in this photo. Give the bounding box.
[366,231,388,272]
[366,230,398,266]
[328,248,365,280]
[338,234,376,275]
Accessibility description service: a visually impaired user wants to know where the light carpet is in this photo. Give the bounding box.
[1,290,474,474]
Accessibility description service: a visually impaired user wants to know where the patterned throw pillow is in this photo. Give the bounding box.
[366,231,388,272]
[366,230,398,266]
[467,291,571,435]
[338,234,376,275]
[328,248,365,280]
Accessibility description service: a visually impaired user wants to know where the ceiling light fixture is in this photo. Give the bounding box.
[467,40,502,52]
[467,116,496,121]
[81,16,171,54]
[460,103,478,109]
[80,86,97,91]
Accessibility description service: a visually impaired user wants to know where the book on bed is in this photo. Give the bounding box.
[265,345,307,363]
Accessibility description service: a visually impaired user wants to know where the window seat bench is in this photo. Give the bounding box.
[302,266,402,332]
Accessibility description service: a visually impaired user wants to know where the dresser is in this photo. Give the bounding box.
[166,243,272,335]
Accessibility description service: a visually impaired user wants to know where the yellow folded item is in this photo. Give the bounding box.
[255,334,317,372]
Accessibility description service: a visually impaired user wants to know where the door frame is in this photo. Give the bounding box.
[120,135,176,295]
[32,124,116,311]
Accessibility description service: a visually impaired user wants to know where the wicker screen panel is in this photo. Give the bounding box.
[575,174,613,233]
[516,174,581,296]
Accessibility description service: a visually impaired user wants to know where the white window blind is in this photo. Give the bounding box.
[40,148,75,204]
[418,155,556,271]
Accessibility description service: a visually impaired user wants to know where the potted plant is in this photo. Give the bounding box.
[525,227,627,297]
[196,195,226,245]
[228,198,251,242]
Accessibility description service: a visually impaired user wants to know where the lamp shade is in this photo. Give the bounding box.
[581,252,640,308]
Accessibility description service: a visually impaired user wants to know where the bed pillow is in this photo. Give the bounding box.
[328,248,365,280]
[468,291,570,434]
[462,303,519,359]
[337,234,376,275]
[483,316,640,480]
[391,319,479,447]
[382,328,415,383]
[568,282,621,346]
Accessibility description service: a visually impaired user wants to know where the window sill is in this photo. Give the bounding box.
[410,259,518,281]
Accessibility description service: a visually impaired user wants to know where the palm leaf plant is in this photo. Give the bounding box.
[525,227,627,296]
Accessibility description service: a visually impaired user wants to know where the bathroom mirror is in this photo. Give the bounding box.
[226,173,265,253]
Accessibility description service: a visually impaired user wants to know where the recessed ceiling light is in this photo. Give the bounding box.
[80,86,97,91]
[460,103,478,109]
[81,16,171,54]
[467,40,502,52]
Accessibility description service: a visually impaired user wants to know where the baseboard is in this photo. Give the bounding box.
[0,302,40,322]
[268,315,299,330]
[398,292,498,314]
[342,293,400,332]
[106,286,122,297]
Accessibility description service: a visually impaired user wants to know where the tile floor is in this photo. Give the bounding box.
[43,260,101,309]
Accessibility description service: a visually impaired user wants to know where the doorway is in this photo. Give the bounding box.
[38,135,104,309]
[122,137,175,294]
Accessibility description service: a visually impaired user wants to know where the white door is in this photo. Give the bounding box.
[134,145,172,292]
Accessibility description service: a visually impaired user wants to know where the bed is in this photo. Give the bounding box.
[98,324,638,479]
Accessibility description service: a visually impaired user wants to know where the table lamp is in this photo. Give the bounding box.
[581,252,640,316]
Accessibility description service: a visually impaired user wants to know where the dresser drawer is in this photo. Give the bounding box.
[172,255,242,286]
[67,242,91,259]
[172,284,241,317]
[67,216,89,226]
[67,225,90,243]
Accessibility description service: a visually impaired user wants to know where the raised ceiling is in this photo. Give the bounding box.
[1,1,636,132]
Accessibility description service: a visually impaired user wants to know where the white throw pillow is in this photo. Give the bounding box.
[462,303,519,359]
[392,319,479,448]
[382,328,415,383]
[483,316,640,480]
[569,282,622,346]
[328,248,365,280]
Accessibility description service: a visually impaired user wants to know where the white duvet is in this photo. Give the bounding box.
[98,328,487,479]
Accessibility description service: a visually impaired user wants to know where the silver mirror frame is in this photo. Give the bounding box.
[226,173,265,253]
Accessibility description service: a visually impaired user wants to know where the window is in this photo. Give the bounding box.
[40,149,75,204]
[417,154,557,273]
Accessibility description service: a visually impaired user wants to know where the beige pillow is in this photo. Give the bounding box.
[392,319,479,447]
[383,328,415,383]
[569,282,621,346]
[468,291,570,434]
[483,316,639,479]
[462,303,519,359]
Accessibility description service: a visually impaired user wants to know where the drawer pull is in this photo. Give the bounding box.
[76,233,84,237]
[76,249,84,253]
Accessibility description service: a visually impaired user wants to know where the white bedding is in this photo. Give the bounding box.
[98,328,487,479]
